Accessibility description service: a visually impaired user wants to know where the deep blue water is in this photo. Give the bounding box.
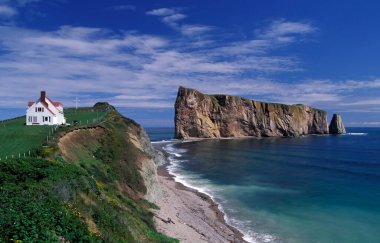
[145,127,174,142]
[147,128,380,243]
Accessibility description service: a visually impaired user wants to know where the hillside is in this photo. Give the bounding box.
[0,104,177,242]
[0,107,107,158]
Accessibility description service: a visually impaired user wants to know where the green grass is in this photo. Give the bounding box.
[0,117,51,158]
[64,110,106,126]
[0,110,107,158]
[0,108,179,242]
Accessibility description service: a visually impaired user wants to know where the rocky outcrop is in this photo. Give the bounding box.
[127,125,162,203]
[329,114,346,134]
[175,86,330,139]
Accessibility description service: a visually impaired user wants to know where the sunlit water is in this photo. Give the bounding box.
[147,128,380,243]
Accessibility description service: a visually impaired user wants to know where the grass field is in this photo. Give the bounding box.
[65,109,106,125]
[0,110,107,158]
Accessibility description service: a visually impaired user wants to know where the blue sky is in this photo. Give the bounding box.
[1,0,380,127]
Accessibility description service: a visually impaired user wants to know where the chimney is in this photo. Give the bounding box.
[40,91,48,107]
[40,91,46,102]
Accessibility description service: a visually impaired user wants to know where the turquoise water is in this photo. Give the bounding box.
[145,127,174,142]
[147,128,380,243]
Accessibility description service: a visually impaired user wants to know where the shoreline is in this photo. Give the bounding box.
[152,143,247,243]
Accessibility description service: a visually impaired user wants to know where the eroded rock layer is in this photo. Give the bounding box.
[329,114,346,134]
[175,86,330,139]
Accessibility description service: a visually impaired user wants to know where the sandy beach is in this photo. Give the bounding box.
[152,167,246,243]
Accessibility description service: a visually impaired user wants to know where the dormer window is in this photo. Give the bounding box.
[35,107,44,112]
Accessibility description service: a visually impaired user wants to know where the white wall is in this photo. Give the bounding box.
[26,101,65,125]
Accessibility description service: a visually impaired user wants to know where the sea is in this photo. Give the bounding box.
[146,127,380,243]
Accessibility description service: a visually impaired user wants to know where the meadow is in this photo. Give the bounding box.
[0,108,178,242]
[0,109,107,158]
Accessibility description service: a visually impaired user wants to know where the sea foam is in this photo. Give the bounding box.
[344,133,368,136]
[161,142,277,243]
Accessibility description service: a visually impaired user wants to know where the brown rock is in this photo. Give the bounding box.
[329,114,346,134]
[175,86,330,139]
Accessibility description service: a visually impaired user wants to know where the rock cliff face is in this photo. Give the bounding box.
[175,86,330,139]
[329,114,346,134]
[58,106,162,203]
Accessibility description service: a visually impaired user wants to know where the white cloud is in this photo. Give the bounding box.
[346,121,380,127]
[146,7,214,37]
[180,24,214,36]
[338,98,380,106]
[162,13,186,28]
[16,0,41,7]
[0,0,43,20]
[146,8,178,16]
[111,5,136,11]
[0,5,17,18]
[259,19,316,39]
[0,18,379,121]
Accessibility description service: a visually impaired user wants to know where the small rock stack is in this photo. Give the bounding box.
[329,114,346,134]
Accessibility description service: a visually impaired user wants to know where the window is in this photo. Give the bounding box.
[33,116,37,122]
[28,116,32,122]
[37,107,42,112]
[49,117,51,122]
[35,107,37,112]
[45,117,48,122]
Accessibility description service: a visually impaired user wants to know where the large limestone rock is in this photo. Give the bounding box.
[329,114,346,134]
[175,86,330,139]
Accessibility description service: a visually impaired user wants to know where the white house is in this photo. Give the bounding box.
[26,91,66,125]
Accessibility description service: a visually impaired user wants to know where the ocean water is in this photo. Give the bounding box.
[145,127,174,142]
[147,128,380,243]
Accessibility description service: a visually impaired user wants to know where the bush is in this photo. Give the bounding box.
[0,158,100,242]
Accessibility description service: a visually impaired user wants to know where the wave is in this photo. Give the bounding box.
[344,133,368,136]
[151,139,180,144]
[161,142,276,243]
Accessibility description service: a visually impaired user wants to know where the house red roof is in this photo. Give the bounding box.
[27,98,63,108]
[47,97,63,107]
[27,91,64,116]
[53,102,63,107]
[41,102,57,115]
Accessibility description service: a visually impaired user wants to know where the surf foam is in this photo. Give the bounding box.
[161,142,278,243]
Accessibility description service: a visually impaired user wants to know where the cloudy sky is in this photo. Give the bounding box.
[1,0,380,127]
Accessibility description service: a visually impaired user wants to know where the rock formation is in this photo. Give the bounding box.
[175,86,330,139]
[329,114,346,134]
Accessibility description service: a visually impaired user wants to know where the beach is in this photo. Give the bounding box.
[153,166,246,243]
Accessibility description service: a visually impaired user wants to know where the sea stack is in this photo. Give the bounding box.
[175,86,329,139]
[329,114,346,134]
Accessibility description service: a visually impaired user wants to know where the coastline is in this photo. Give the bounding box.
[152,143,246,243]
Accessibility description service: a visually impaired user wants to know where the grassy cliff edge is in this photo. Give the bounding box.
[0,104,177,242]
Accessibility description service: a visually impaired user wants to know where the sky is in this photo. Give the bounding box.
[1,0,380,127]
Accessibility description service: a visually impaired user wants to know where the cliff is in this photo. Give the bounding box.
[55,106,172,241]
[175,86,330,139]
[329,114,346,134]
[0,104,177,242]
